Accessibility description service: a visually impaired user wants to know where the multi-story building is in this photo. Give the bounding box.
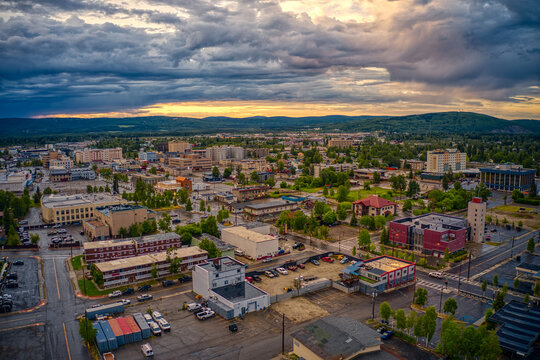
[479,165,536,192]
[205,146,245,162]
[169,155,212,171]
[389,213,468,255]
[83,204,156,239]
[75,148,123,163]
[41,193,125,225]
[232,186,269,202]
[328,138,354,149]
[94,246,207,287]
[243,200,299,220]
[352,195,397,217]
[83,232,184,264]
[249,148,269,158]
[138,151,157,162]
[426,149,466,173]
[221,226,278,260]
[168,140,191,153]
[154,176,192,193]
[41,151,60,168]
[71,167,96,180]
[49,167,71,182]
[400,159,425,172]
[313,163,357,178]
[467,197,486,243]
[49,155,74,169]
[193,256,270,319]
[219,159,268,172]
[131,173,166,186]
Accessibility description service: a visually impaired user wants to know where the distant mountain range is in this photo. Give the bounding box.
[0,112,538,138]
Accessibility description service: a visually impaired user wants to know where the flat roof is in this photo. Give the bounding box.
[95,246,207,273]
[196,233,235,252]
[97,204,146,217]
[244,200,295,210]
[212,281,268,303]
[42,193,122,209]
[197,256,245,272]
[392,213,467,232]
[83,239,133,250]
[221,226,276,243]
[343,256,414,276]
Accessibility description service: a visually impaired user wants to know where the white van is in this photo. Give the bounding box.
[157,318,171,332]
[148,321,162,336]
[187,303,202,312]
[234,249,244,256]
[141,343,154,357]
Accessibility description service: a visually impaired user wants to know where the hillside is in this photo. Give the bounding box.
[0,112,538,138]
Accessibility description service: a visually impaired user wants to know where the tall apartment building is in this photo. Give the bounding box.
[328,138,354,149]
[467,197,486,243]
[49,155,74,169]
[75,148,123,163]
[138,151,157,162]
[41,151,60,168]
[168,140,191,153]
[41,193,125,224]
[205,146,245,162]
[426,149,466,173]
[169,154,212,171]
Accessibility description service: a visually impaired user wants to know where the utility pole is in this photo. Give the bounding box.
[371,290,377,319]
[281,313,285,355]
[458,263,462,292]
[510,236,515,259]
[439,285,444,312]
[466,253,472,281]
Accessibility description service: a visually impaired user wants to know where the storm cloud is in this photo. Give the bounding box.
[0,0,538,117]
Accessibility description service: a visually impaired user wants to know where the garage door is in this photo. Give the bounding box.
[247,302,257,312]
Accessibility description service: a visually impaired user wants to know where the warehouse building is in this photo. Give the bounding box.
[94,246,207,287]
[41,193,125,225]
[243,199,299,220]
[389,213,468,255]
[479,165,536,192]
[193,256,270,319]
[221,226,278,260]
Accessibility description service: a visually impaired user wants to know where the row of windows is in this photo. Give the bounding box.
[56,207,91,215]
[56,213,93,221]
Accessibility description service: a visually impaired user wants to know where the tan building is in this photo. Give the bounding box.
[168,140,191,153]
[219,159,268,172]
[467,197,486,243]
[328,138,353,148]
[244,200,299,220]
[83,204,156,239]
[169,155,212,171]
[221,226,278,260]
[426,149,466,173]
[41,193,125,225]
[49,155,74,169]
[232,186,269,202]
[75,148,123,163]
[400,159,425,172]
[131,173,166,186]
[155,176,192,193]
[41,151,60,169]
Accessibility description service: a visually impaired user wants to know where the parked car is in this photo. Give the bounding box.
[157,318,171,332]
[252,275,262,282]
[340,257,350,264]
[381,330,394,340]
[429,272,444,279]
[178,275,192,283]
[187,303,202,312]
[262,258,273,263]
[245,276,254,283]
[162,280,175,287]
[297,263,305,269]
[108,290,122,298]
[276,267,288,275]
[172,219,181,224]
[270,269,279,277]
[152,311,162,321]
[120,299,131,305]
[122,287,134,295]
[377,326,387,334]
[193,307,211,315]
[13,260,24,266]
[147,321,161,336]
[196,310,216,320]
[287,265,298,271]
[138,284,152,292]
[6,273,18,280]
[137,294,153,302]
[264,270,274,278]
[322,257,334,263]
[143,313,153,322]
[5,281,18,288]
[141,343,154,357]
[311,259,320,266]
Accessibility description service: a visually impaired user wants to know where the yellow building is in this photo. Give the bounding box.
[168,140,191,153]
[83,204,156,239]
[154,176,192,193]
[41,193,125,225]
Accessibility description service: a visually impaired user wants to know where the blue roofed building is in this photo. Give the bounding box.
[479,165,536,192]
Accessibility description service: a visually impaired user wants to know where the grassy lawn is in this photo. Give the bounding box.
[493,205,533,213]
[327,187,394,202]
[77,275,182,296]
[71,255,84,270]
[486,241,501,246]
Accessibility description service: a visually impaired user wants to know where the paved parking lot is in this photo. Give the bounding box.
[0,324,45,360]
[1,257,40,311]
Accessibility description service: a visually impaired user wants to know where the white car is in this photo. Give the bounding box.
[152,311,163,321]
[350,260,357,265]
[187,303,202,312]
[340,257,349,264]
[120,299,131,305]
[148,321,162,336]
[429,272,444,279]
[196,310,215,320]
[108,290,122,298]
[141,343,154,357]
[276,267,288,275]
[143,313,153,322]
[157,318,171,332]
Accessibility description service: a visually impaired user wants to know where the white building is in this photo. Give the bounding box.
[193,257,270,319]
[205,146,245,162]
[138,151,157,162]
[426,149,466,173]
[467,197,486,243]
[221,226,278,260]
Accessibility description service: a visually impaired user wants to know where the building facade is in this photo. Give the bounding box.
[138,151,157,162]
[352,195,397,217]
[130,173,166,186]
[232,186,269,202]
[168,141,191,153]
[41,193,125,224]
[84,204,156,238]
[169,155,212,171]
[389,213,468,255]
[49,156,74,169]
[467,197,486,243]
[221,226,278,260]
[426,149,466,173]
[205,146,245,162]
[75,148,123,163]
[94,247,207,287]
[479,165,536,192]
[243,200,299,220]
[328,138,354,148]
[49,167,71,182]
[154,176,192,193]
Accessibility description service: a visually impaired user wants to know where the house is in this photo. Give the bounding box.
[192,256,270,319]
[352,195,397,217]
[291,316,384,360]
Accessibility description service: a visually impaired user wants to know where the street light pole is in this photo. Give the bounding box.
[371,290,377,319]
[439,285,443,312]
[510,236,515,259]
[458,263,462,292]
[281,313,285,355]
[466,253,472,281]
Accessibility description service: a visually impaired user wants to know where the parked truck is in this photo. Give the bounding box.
[86,302,124,320]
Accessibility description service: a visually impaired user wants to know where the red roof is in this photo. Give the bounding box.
[352,195,397,209]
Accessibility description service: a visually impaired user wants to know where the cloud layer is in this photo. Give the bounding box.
[0,0,539,118]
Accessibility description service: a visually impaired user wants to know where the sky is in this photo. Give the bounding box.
[0,0,539,119]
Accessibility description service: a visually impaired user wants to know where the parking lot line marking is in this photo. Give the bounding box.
[0,322,45,333]
[63,322,72,360]
[53,260,60,301]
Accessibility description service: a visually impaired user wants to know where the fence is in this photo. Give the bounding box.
[270,278,332,303]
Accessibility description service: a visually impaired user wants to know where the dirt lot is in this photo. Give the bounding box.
[255,260,347,295]
[490,205,540,230]
[271,297,329,323]
[328,224,360,242]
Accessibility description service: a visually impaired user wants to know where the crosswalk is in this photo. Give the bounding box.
[416,279,451,292]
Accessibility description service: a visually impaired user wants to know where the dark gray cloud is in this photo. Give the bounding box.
[0,0,538,117]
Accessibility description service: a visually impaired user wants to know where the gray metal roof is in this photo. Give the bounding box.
[212,281,268,303]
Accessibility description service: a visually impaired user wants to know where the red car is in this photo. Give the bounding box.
[245,276,254,283]
[297,264,305,269]
[287,266,298,271]
[322,257,334,263]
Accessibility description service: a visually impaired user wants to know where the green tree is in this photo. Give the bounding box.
[223,167,232,178]
[374,215,386,229]
[403,199,413,212]
[493,290,506,312]
[443,298,458,315]
[151,263,158,279]
[493,275,498,286]
[414,287,428,306]
[394,308,407,331]
[238,172,246,185]
[528,238,535,253]
[212,166,220,178]
[511,188,524,202]
[119,227,128,238]
[200,199,205,212]
[86,185,93,193]
[149,167,157,175]
[113,176,119,194]
[535,281,540,297]
[406,311,417,335]
[380,226,389,245]
[479,328,502,360]
[30,233,40,245]
[7,226,20,246]
[373,171,381,184]
[358,229,371,249]
[424,306,437,344]
[349,212,357,226]
[264,178,276,188]
[79,317,97,345]
[443,248,450,262]
[185,198,192,211]
[529,180,537,198]
[352,246,357,256]
[442,176,449,191]
[322,210,337,225]
[481,280,487,295]
[280,181,288,189]
[484,308,493,323]
[319,226,329,239]
[390,174,407,198]
[250,171,260,182]
[513,277,520,289]
[129,223,142,237]
[406,180,420,198]
[336,185,349,202]
[158,212,171,232]
[198,238,223,259]
[438,316,461,359]
[414,314,426,340]
[379,301,392,322]
[524,293,530,304]
[166,253,182,274]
